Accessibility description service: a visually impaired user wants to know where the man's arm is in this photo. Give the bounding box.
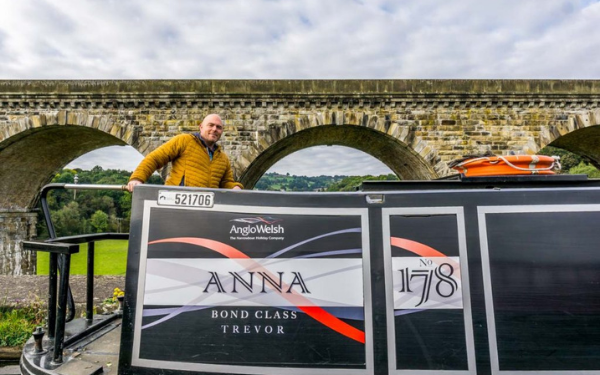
[126,135,186,192]
[219,158,244,190]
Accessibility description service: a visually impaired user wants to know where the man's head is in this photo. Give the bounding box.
[199,114,224,147]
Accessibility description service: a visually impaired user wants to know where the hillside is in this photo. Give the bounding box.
[254,172,398,191]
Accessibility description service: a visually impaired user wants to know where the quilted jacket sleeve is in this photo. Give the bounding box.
[219,160,244,189]
[129,135,186,183]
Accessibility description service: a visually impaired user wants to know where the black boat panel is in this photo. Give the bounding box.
[114,183,600,375]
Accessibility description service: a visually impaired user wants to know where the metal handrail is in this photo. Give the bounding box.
[46,232,129,244]
[22,240,79,364]
[29,183,128,364]
[44,233,129,319]
[40,184,126,322]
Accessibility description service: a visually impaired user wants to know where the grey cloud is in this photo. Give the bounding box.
[0,29,7,60]
[66,146,144,171]
[267,146,393,177]
[3,0,598,79]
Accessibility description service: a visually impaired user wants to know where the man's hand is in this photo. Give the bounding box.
[232,185,242,190]
[126,179,143,193]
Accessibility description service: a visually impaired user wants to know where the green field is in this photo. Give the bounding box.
[36,240,128,275]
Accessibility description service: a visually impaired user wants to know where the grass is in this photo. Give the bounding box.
[37,240,128,275]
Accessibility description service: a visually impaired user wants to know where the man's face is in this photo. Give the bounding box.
[199,117,224,146]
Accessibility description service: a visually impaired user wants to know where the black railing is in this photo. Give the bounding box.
[46,232,129,322]
[22,183,128,364]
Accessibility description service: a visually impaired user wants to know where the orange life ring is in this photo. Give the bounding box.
[451,155,560,177]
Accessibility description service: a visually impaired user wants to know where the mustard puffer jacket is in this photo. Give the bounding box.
[129,134,243,189]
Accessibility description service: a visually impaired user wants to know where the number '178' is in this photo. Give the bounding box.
[397,263,458,307]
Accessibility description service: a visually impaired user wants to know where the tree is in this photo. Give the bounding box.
[90,210,109,233]
[327,174,399,192]
[53,169,78,183]
[53,202,83,236]
[119,193,133,219]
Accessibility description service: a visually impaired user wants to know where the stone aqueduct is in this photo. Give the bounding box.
[1,80,600,274]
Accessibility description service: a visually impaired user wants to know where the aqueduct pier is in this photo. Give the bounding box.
[1,79,599,274]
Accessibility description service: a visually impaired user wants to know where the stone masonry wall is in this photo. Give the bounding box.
[0,213,37,275]
[1,81,598,178]
[1,102,599,176]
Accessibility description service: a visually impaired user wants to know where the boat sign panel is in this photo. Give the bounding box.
[119,184,600,375]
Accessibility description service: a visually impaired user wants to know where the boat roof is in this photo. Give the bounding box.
[360,174,600,191]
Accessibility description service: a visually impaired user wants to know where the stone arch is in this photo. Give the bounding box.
[0,112,145,212]
[540,109,600,168]
[237,124,438,189]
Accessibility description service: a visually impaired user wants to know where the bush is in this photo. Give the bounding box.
[538,146,584,172]
[0,296,46,347]
[568,162,600,178]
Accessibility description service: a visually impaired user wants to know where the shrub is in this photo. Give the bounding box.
[568,161,600,178]
[0,296,46,348]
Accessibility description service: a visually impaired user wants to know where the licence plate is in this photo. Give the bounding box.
[157,191,214,208]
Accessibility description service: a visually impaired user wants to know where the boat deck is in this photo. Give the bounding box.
[20,317,121,375]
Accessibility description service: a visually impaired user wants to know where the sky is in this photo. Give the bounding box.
[1,0,599,176]
[67,145,395,177]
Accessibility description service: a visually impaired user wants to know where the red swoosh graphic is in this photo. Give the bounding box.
[390,237,446,257]
[151,238,249,258]
[257,217,279,225]
[390,237,461,277]
[149,237,366,344]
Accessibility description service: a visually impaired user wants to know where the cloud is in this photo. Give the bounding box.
[1,0,598,78]
[2,0,599,176]
[267,146,393,177]
[66,146,144,171]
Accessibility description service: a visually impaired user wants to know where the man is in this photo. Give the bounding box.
[126,114,243,192]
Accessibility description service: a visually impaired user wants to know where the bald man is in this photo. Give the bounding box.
[126,114,243,192]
